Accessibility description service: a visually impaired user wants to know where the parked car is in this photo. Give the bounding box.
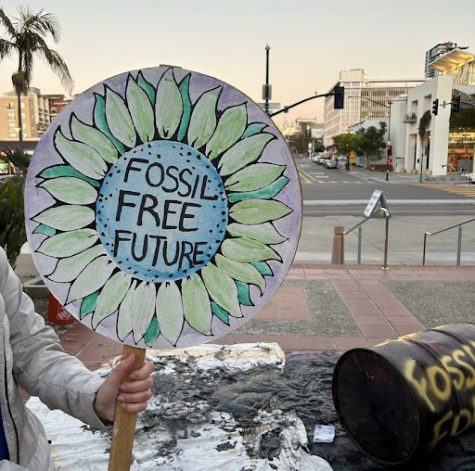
[325,159,338,169]
[466,173,475,183]
[318,156,331,165]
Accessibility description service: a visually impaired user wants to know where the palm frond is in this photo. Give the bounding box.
[0,7,16,37]
[0,39,14,59]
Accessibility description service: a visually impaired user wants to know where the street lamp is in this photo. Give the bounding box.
[263,45,271,116]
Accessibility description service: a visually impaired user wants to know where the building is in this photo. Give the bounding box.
[323,69,424,147]
[425,42,468,78]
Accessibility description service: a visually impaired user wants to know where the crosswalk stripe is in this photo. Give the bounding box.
[422,183,475,197]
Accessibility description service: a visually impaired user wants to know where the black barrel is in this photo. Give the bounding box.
[332,323,475,466]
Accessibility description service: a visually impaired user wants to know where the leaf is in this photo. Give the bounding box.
[137,71,156,104]
[47,245,105,282]
[67,255,115,303]
[105,86,136,147]
[155,69,183,139]
[33,224,56,237]
[132,282,157,343]
[228,176,290,203]
[227,222,287,245]
[219,134,275,176]
[37,229,98,258]
[221,237,281,263]
[126,75,155,143]
[93,93,125,153]
[80,291,99,319]
[144,317,161,347]
[39,177,97,205]
[211,302,230,325]
[205,103,247,160]
[251,261,274,277]
[70,114,118,163]
[38,165,100,187]
[156,281,184,346]
[33,205,95,231]
[235,281,254,306]
[242,122,267,138]
[201,263,242,318]
[117,280,137,341]
[54,129,106,179]
[187,86,220,148]
[182,274,213,335]
[214,254,265,292]
[230,199,292,224]
[177,74,192,141]
[92,271,131,329]
[225,163,285,192]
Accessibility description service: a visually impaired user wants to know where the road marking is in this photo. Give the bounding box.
[422,183,475,198]
[298,169,316,184]
[303,199,475,206]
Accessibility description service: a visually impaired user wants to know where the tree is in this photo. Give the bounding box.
[357,122,387,162]
[0,5,73,142]
[418,110,431,182]
[332,132,361,157]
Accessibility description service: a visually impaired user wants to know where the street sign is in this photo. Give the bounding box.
[363,190,390,218]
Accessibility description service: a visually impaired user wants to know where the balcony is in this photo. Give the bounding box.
[403,113,417,124]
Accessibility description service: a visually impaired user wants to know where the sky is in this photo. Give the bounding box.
[1,0,475,126]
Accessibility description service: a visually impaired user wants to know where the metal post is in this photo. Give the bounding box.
[264,45,270,116]
[382,209,389,270]
[457,225,462,266]
[357,226,362,264]
[422,233,428,266]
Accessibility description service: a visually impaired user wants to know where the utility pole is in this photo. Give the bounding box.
[263,45,271,116]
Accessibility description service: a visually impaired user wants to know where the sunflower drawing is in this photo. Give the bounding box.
[26,67,301,348]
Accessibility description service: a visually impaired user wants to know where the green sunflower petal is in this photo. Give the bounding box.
[105,87,136,147]
[218,134,275,176]
[251,261,274,277]
[79,291,99,319]
[187,86,220,148]
[70,114,118,163]
[93,93,125,153]
[132,282,157,343]
[117,280,137,341]
[37,229,98,258]
[155,69,183,139]
[182,273,213,335]
[67,255,115,303]
[126,75,155,143]
[221,237,282,263]
[39,177,97,205]
[242,122,267,138]
[92,271,131,329]
[228,176,290,203]
[214,254,265,292]
[137,71,156,104]
[225,163,285,192]
[227,222,287,245]
[236,281,254,306]
[205,103,247,160]
[33,224,56,237]
[38,165,100,187]
[156,281,184,346]
[33,205,94,231]
[230,199,292,224]
[54,129,106,179]
[47,245,105,283]
[177,74,192,142]
[201,263,242,318]
[144,317,161,347]
[211,302,230,325]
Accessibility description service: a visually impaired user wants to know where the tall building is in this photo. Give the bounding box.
[425,42,468,78]
[323,69,424,147]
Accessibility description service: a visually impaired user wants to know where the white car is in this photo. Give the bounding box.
[466,173,475,183]
[325,159,338,169]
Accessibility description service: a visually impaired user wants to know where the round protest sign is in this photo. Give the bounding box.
[25,66,302,348]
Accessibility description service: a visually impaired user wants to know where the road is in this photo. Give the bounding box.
[297,159,475,217]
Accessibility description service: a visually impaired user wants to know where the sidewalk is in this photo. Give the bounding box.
[55,264,475,369]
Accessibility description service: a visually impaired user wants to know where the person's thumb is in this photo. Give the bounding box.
[107,354,137,388]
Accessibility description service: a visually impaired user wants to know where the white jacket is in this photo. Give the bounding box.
[0,248,106,470]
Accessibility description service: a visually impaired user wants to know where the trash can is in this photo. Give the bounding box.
[47,292,75,325]
[332,323,475,466]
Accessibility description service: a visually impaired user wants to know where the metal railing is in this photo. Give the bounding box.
[422,217,475,266]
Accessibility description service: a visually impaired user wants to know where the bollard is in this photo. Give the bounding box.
[331,226,344,264]
[332,323,475,466]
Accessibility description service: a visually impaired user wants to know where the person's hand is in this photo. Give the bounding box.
[93,354,154,422]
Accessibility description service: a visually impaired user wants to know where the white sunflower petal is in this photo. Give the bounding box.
[33,205,94,231]
[201,263,242,318]
[70,114,118,163]
[67,255,115,303]
[187,87,220,148]
[126,76,155,143]
[182,274,213,335]
[155,69,183,139]
[205,103,247,160]
[47,245,105,282]
[39,177,97,205]
[117,280,137,341]
[225,163,285,192]
[156,282,184,346]
[92,272,131,329]
[214,254,265,292]
[132,282,157,343]
[37,229,98,258]
[105,87,136,147]
[54,129,106,179]
[221,238,281,263]
[227,222,287,245]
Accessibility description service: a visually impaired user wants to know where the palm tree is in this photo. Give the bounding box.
[0,5,73,142]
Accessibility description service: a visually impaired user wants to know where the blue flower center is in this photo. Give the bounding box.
[96,141,228,282]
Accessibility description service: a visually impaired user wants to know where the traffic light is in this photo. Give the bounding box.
[451,95,461,113]
[432,98,439,116]
[387,144,392,158]
[333,85,344,109]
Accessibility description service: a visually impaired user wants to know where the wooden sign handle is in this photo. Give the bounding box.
[108,345,146,471]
